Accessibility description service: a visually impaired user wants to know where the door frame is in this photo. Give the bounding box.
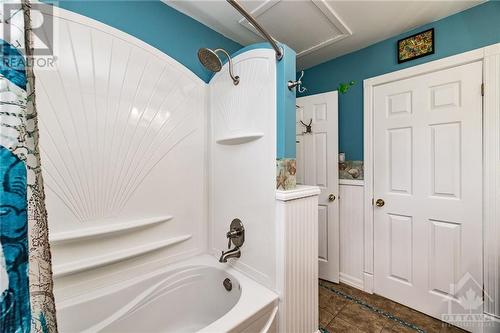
[363,44,500,319]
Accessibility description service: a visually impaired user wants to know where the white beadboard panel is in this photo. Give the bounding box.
[209,49,277,289]
[35,6,207,302]
[339,184,364,290]
[483,45,500,318]
[276,188,319,333]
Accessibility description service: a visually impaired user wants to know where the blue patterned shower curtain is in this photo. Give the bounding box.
[1,1,57,332]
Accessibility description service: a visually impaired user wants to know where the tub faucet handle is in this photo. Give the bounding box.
[219,219,245,263]
[226,219,245,248]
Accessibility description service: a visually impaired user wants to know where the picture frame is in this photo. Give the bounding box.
[397,28,435,63]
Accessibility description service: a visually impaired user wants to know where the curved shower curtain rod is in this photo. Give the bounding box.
[226,0,284,61]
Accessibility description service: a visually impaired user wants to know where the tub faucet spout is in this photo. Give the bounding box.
[219,246,241,263]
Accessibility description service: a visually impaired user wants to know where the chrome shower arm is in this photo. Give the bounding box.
[214,48,240,85]
[226,0,283,61]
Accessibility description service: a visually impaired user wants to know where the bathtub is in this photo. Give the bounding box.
[56,255,279,333]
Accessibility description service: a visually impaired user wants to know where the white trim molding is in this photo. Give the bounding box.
[275,185,321,201]
[483,43,500,319]
[363,42,500,319]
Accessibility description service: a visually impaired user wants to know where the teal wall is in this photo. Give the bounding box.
[276,44,297,159]
[299,1,500,160]
[42,0,242,82]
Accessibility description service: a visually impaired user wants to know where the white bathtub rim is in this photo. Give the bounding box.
[57,254,278,333]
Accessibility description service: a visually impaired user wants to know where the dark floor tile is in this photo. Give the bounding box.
[439,323,469,333]
[360,293,402,314]
[336,302,393,333]
[381,323,420,333]
[380,325,397,333]
[319,287,335,309]
[319,309,335,328]
[326,317,366,333]
[323,292,349,317]
[393,305,448,333]
[319,281,468,333]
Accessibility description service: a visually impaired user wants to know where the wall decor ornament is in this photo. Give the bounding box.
[397,28,434,63]
[337,80,355,94]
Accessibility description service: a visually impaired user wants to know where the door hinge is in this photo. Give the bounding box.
[481,83,484,96]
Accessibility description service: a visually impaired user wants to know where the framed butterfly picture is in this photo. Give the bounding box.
[397,28,434,63]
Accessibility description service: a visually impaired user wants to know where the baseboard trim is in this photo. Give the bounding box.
[339,273,363,290]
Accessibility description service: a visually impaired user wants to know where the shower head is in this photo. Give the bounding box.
[198,48,222,72]
[197,48,239,85]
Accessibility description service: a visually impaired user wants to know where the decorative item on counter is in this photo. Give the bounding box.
[347,168,360,178]
[276,158,297,190]
[338,80,355,94]
[339,160,364,180]
[397,28,434,63]
[338,152,347,171]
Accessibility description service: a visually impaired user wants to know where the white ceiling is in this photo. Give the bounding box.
[165,0,484,70]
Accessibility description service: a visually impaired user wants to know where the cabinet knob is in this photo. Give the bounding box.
[375,199,385,207]
[329,194,336,202]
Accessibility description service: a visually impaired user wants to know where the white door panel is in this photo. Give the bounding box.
[318,205,328,261]
[296,91,339,282]
[373,61,483,325]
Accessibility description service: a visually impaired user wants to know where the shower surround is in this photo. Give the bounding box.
[27,4,311,332]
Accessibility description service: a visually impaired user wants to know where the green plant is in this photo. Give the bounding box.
[338,80,355,94]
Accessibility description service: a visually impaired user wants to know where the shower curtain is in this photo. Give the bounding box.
[1,0,57,332]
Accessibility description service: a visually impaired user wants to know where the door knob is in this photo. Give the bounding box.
[375,199,385,207]
[329,194,336,202]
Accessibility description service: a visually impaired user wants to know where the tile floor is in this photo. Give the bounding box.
[319,279,468,333]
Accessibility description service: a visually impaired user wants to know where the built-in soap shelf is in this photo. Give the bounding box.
[216,132,264,145]
[52,234,192,278]
[49,215,173,244]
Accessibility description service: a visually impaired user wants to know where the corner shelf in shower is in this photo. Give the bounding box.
[216,132,264,145]
[49,215,173,244]
[52,234,192,278]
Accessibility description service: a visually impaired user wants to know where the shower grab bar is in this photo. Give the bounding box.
[226,0,283,61]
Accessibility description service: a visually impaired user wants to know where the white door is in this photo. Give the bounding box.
[373,61,483,322]
[296,91,339,282]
